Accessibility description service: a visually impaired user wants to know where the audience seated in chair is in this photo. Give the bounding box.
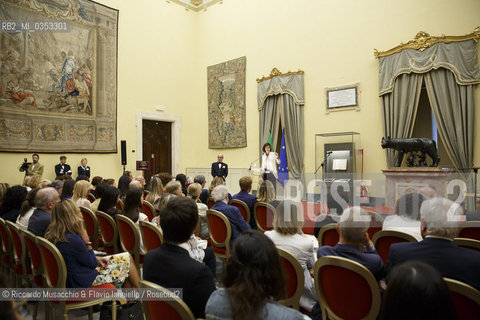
[89,176,103,198]
[45,199,140,289]
[205,230,306,320]
[118,175,131,200]
[72,180,91,209]
[28,187,60,237]
[175,173,188,197]
[156,172,173,193]
[265,200,318,311]
[232,176,258,228]
[60,179,75,200]
[165,180,184,197]
[208,176,232,202]
[89,182,107,213]
[382,192,425,241]
[187,182,209,239]
[123,188,149,254]
[97,187,122,217]
[145,176,163,206]
[380,261,456,320]
[257,180,280,208]
[16,188,39,230]
[386,197,480,291]
[0,185,27,223]
[194,175,209,205]
[211,184,251,243]
[143,197,215,319]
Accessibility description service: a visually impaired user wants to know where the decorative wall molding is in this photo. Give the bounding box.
[256,67,304,83]
[166,0,223,12]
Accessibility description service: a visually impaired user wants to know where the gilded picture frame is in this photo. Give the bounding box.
[0,0,118,152]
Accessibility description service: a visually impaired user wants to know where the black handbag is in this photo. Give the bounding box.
[99,301,143,320]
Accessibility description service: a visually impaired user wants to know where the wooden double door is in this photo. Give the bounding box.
[142,120,172,183]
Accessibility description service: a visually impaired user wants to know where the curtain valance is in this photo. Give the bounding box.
[378,39,480,96]
[257,68,304,110]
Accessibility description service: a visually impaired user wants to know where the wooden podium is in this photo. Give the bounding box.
[383,168,455,208]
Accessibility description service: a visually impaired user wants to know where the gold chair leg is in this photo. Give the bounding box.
[112,300,117,320]
[88,306,93,320]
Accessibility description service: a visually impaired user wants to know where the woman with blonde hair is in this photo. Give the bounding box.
[208,176,232,202]
[72,180,91,208]
[257,180,279,207]
[145,176,163,206]
[45,199,140,289]
[187,182,209,239]
[265,200,318,311]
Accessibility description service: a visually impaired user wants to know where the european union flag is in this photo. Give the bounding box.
[278,128,289,186]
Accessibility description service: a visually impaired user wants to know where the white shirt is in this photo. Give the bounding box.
[382,215,423,241]
[16,207,35,230]
[261,152,280,177]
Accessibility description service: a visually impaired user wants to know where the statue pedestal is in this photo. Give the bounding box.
[382,168,455,208]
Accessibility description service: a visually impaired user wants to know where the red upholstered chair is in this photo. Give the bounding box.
[142,200,156,222]
[206,209,232,262]
[116,214,143,269]
[36,236,119,320]
[459,221,480,241]
[372,230,418,264]
[141,280,195,320]
[230,199,251,224]
[96,210,119,255]
[317,223,339,247]
[444,278,480,320]
[80,206,101,249]
[0,217,13,276]
[86,192,96,203]
[5,221,31,287]
[366,212,384,240]
[207,197,215,209]
[254,202,276,232]
[139,220,163,253]
[116,198,124,211]
[143,190,150,200]
[277,248,304,310]
[453,238,480,252]
[314,256,381,320]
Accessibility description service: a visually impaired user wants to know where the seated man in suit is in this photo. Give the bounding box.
[211,185,251,243]
[387,197,480,290]
[211,154,228,180]
[232,176,257,229]
[27,187,60,237]
[143,197,215,319]
[54,155,72,179]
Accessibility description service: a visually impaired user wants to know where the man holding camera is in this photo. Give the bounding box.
[20,153,44,185]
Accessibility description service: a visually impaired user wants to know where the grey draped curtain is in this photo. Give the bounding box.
[381,73,423,167]
[260,94,304,180]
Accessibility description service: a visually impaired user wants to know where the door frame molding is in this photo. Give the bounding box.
[136,111,181,175]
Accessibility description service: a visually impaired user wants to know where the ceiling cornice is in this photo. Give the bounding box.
[166,0,223,12]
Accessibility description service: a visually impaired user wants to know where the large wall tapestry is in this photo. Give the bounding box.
[207,56,246,149]
[0,0,118,152]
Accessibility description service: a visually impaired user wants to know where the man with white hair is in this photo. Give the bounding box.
[27,187,60,237]
[211,185,250,242]
[387,197,480,290]
[317,207,385,281]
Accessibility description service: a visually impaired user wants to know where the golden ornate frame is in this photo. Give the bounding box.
[256,67,304,83]
[374,27,480,58]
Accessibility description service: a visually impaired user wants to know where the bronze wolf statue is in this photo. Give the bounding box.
[381,137,440,167]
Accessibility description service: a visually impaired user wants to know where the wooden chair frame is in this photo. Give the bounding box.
[206,209,232,261]
[0,217,13,276]
[86,192,96,203]
[253,201,276,232]
[314,256,381,320]
[277,248,304,310]
[141,280,195,320]
[207,197,215,209]
[142,200,156,222]
[453,237,480,251]
[317,223,338,247]
[80,206,100,249]
[116,214,142,269]
[36,236,117,320]
[230,199,251,224]
[116,198,124,211]
[444,277,480,319]
[459,221,480,241]
[372,230,418,264]
[5,220,29,287]
[139,220,163,253]
[96,210,119,254]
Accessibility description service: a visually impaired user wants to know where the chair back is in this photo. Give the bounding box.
[453,238,480,252]
[5,221,27,279]
[116,214,142,267]
[22,229,44,287]
[230,199,251,224]
[80,206,99,249]
[0,217,13,267]
[142,201,156,222]
[116,198,124,211]
[96,210,119,255]
[36,237,66,289]
[139,220,163,253]
[254,202,276,232]
[143,190,150,200]
[86,192,96,203]
[444,278,480,320]
[366,212,384,240]
[372,230,418,264]
[317,223,339,247]
[277,248,304,310]
[314,256,381,320]
[207,197,215,209]
[141,280,195,320]
[206,209,232,259]
[459,221,480,241]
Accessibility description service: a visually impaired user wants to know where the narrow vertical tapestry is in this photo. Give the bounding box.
[207,56,246,149]
[0,0,118,152]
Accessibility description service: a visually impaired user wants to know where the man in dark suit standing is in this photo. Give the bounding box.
[211,154,228,180]
[232,176,257,228]
[387,197,480,290]
[143,197,215,319]
[54,155,72,178]
[28,187,60,237]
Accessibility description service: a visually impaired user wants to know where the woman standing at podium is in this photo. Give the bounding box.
[261,142,280,191]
